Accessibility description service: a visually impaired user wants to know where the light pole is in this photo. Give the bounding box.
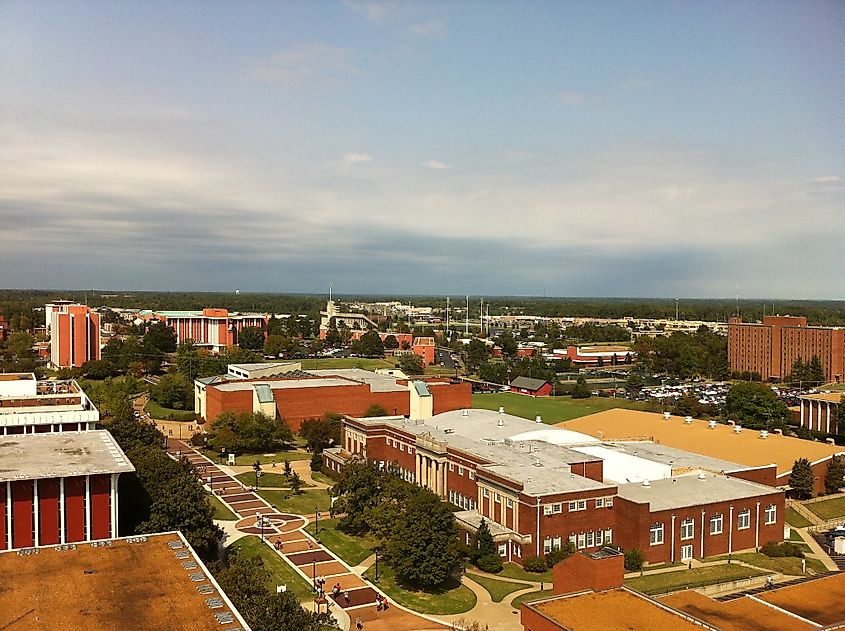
[257,511,264,540]
[207,475,213,495]
[315,509,321,535]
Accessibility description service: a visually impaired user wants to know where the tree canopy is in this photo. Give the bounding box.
[790,458,815,499]
[298,413,342,453]
[398,354,425,375]
[209,411,294,454]
[238,326,266,351]
[725,382,790,429]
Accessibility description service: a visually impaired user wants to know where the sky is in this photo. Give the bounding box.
[0,0,843,299]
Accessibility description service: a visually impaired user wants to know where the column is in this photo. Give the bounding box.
[33,479,39,547]
[415,453,421,485]
[755,502,760,549]
[85,475,91,541]
[110,474,119,538]
[827,403,832,434]
[6,482,12,550]
[800,400,805,427]
[59,477,66,544]
[818,402,823,432]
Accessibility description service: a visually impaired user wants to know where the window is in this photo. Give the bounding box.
[569,501,577,511]
[506,498,513,509]
[650,523,664,546]
[515,545,521,558]
[568,500,587,512]
[458,466,464,476]
[469,471,475,480]
[586,531,595,547]
[605,528,612,544]
[578,500,587,510]
[466,533,471,545]
[544,537,552,554]
[710,514,723,535]
[544,505,553,516]
[681,544,694,562]
[553,503,562,514]
[449,463,453,472]
[483,488,489,498]
[399,444,404,452]
[765,504,777,525]
[595,530,604,546]
[498,543,507,556]
[738,509,751,530]
[569,534,577,547]
[680,518,694,541]
[595,498,605,508]
[552,536,561,550]
[577,533,586,549]
[606,498,613,508]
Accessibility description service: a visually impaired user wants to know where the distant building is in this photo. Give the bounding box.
[137,308,267,353]
[49,303,100,368]
[319,301,377,337]
[556,345,633,366]
[728,316,845,383]
[45,299,75,333]
[0,373,99,435]
[412,336,436,365]
[510,376,553,397]
[0,314,8,341]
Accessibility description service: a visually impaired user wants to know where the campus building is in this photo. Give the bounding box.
[728,315,845,383]
[556,345,634,366]
[797,392,844,435]
[510,377,553,397]
[196,367,471,431]
[319,300,377,336]
[0,430,134,549]
[0,373,99,435]
[137,308,268,353]
[49,303,100,368]
[0,531,250,630]
[325,408,785,565]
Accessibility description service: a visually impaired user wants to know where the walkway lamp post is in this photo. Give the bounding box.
[207,475,212,494]
[257,512,264,540]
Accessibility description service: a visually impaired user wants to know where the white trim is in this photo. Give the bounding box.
[33,479,39,546]
[6,481,11,550]
[60,477,66,544]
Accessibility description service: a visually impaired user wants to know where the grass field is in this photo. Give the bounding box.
[202,449,311,466]
[235,471,313,489]
[310,470,336,486]
[625,564,765,595]
[511,589,555,610]
[145,399,199,421]
[362,565,476,615]
[806,496,845,521]
[472,392,659,425]
[786,507,813,528]
[230,536,314,602]
[706,553,827,576]
[208,494,237,520]
[303,518,375,566]
[257,488,332,515]
[496,562,552,583]
[466,573,528,603]
[297,358,398,371]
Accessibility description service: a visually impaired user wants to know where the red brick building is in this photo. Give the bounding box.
[510,377,553,397]
[49,304,100,368]
[137,308,267,354]
[728,315,845,383]
[798,392,844,435]
[0,430,134,550]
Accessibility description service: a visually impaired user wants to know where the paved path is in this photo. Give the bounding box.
[168,439,447,631]
[437,575,531,631]
[787,499,824,526]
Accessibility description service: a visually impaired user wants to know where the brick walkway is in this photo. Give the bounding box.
[167,439,447,630]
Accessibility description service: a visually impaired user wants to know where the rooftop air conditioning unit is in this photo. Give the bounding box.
[708,420,717,429]
[497,418,504,427]
[642,479,651,487]
[760,430,769,439]
[684,416,693,424]
[498,406,505,414]
[663,412,671,420]
[462,409,468,417]
[733,425,742,434]
[444,428,454,434]
[698,472,706,480]
[535,416,543,424]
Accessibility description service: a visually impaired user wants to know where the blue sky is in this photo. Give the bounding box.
[1,0,842,298]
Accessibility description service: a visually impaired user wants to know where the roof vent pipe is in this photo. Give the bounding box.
[708,420,717,429]
[642,479,651,487]
[760,430,769,439]
[462,409,468,417]
[535,416,543,424]
[733,425,742,434]
[663,412,671,420]
[497,418,504,427]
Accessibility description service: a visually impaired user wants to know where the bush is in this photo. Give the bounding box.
[476,553,503,573]
[761,541,804,559]
[624,547,644,571]
[189,433,207,448]
[522,555,547,573]
[544,542,575,569]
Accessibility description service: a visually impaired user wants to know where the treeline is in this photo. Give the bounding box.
[632,329,729,380]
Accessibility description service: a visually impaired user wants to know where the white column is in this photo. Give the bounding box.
[85,475,91,541]
[670,515,676,563]
[700,510,705,558]
[818,402,823,432]
[6,482,12,550]
[415,453,421,485]
[800,400,805,427]
[110,474,119,538]
[728,506,734,556]
[755,502,761,549]
[33,479,39,547]
[827,403,832,434]
[59,478,66,544]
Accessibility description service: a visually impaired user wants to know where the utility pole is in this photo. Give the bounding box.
[675,298,679,321]
[480,297,484,335]
[465,295,469,335]
[446,297,450,337]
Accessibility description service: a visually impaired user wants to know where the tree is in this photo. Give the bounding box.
[809,356,826,386]
[5,331,33,359]
[464,339,490,373]
[363,404,388,417]
[725,382,790,429]
[152,372,193,410]
[626,373,645,392]
[474,519,496,559]
[359,330,385,358]
[571,376,591,399]
[143,322,177,353]
[826,455,845,495]
[398,354,425,375]
[263,335,288,357]
[624,547,644,571]
[176,341,201,381]
[299,414,341,453]
[387,489,462,588]
[238,326,265,351]
[790,458,815,499]
[208,411,294,454]
[497,333,518,358]
[383,335,399,350]
[290,472,303,494]
[81,359,119,380]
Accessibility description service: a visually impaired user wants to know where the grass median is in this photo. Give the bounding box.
[304,518,375,566]
[362,565,476,615]
[466,573,529,603]
[229,536,314,603]
[625,564,765,595]
[257,488,332,516]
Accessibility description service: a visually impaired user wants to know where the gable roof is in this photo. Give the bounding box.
[510,376,549,391]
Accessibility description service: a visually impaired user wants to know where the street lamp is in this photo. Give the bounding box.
[257,512,264,540]
[207,475,213,494]
[315,509,321,535]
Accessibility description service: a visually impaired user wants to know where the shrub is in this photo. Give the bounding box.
[476,553,503,573]
[189,433,207,448]
[522,555,547,573]
[544,542,576,569]
[761,541,804,559]
[624,547,644,571]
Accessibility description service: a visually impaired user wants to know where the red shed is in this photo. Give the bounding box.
[510,376,552,397]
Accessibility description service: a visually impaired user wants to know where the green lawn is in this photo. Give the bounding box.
[707,552,827,576]
[471,392,659,425]
[145,399,199,421]
[235,471,313,489]
[208,494,237,520]
[362,565,476,615]
[496,562,552,584]
[806,496,845,521]
[642,561,684,571]
[202,449,311,466]
[511,589,555,610]
[297,358,398,371]
[625,564,766,595]
[789,529,805,542]
[310,470,336,486]
[466,573,528,603]
[257,488,332,515]
[786,507,813,528]
[229,536,314,603]
[303,518,375,566]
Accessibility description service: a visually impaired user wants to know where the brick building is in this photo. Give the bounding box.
[797,392,844,435]
[137,308,267,354]
[197,368,471,431]
[728,315,845,383]
[49,303,100,368]
[0,430,134,549]
[510,376,553,397]
[325,408,784,565]
[0,373,99,435]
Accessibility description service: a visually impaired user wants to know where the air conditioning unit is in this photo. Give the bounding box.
[461,409,468,417]
[663,412,671,420]
[733,425,742,434]
[708,420,717,429]
[684,416,693,424]
[642,479,651,487]
[760,430,769,439]
[498,406,505,414]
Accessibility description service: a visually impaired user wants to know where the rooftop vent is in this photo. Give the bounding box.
[532,458,543,467]
[663,412,671,420]
[535,415,543,424]
[698,472,706,480]
[733,425,742,434]
[708,420,717,429]
[773,429,783,435]
[462,409,468,417]
[727,420,736,426]
[760,430,769,439]
[498,406,505,414]
[444,428,454,434]
[684,416,693,424]
[497,418,504,427]
[642,479,651,487]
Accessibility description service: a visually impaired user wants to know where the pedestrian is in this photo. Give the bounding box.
[382,597,389,610]
[376,594,383,611]
[356,616,363,630]
[343,590,350,606]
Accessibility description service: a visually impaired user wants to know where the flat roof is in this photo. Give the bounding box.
[800,392,843,404]
[562,409,844,476]
[212,377,355,392]
[0,373,35,381]
[0,430,134,482]
[0,532,249,630]
[307,368,408,392]
[758,571,845,626]
[528,588,706,630]
[616,472,780,512]
[661,590,814,631]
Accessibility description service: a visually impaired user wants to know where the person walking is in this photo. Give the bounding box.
[356,616,364,630]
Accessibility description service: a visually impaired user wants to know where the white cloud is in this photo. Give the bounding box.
[423,160,452,170]
[343,0,445,36]
[409,19,446,36]
[342,0,390,22]
[559,91,587,106]
[813,175,841,183]
[343,152,374,163]
[248,42,356,89]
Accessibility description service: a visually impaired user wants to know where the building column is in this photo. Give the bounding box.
[6,482,12,550]
[110,473,119,538]
[33,479,39,547]
[670,514,676,563]
[59,477,66,544]
[827,403,832,434]
[85,475,91,541]
[800,400,805,427]
[415,453,421,485]
[818,402,823,433]
[728,506,734,556]
[755,502,761,550]
[700,510,706,558]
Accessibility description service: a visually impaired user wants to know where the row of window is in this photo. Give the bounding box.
[396,466,415,484]
[543,528,613,553]
[449,463,475,480]
[387,438,414,454]
[481,488,515,509]
[449,490,478,511]
[649,505,777,546]
[543,497,613,516]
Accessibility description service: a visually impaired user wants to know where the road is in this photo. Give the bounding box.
[435,346,458,370]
